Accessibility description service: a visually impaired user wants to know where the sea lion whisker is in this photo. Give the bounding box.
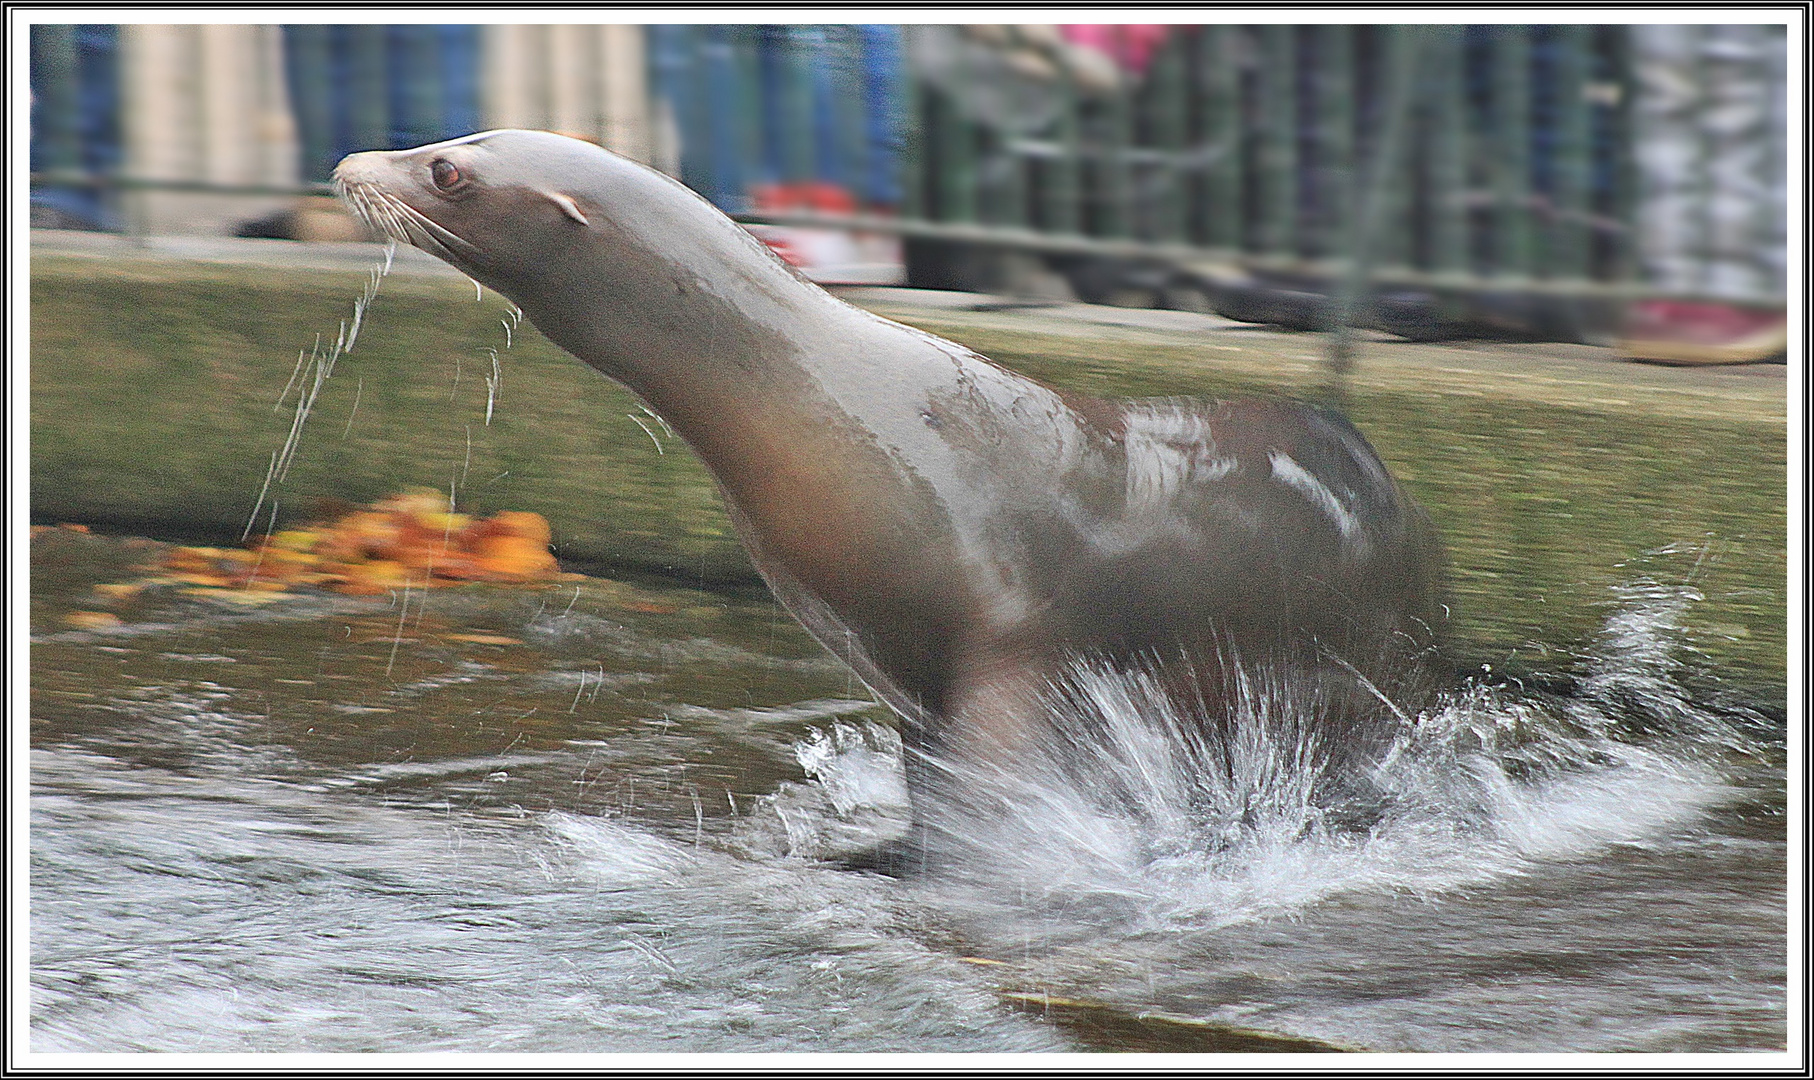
[383,207,420,250]
[364,193,416,248]
[387,195,481,258]
[340,183,433,256]
[352,189,383,228]
[336,182,374,225]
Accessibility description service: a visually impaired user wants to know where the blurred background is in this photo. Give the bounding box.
[28,21,1790,358]
[22,24,1796,1055]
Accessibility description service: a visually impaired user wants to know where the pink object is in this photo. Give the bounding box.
[1061,24,1172,75]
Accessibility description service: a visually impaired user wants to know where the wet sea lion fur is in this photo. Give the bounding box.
[336,130,1448,862]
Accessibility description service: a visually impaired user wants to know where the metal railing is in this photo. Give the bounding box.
[30,23,1788,331]
[748,25,1632,275]
[585,23,1790,333]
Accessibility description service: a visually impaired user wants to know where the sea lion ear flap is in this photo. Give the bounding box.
[542,190,591,226]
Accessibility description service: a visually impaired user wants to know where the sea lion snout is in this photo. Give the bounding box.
[331,148,424,198]
[331,149,383,180]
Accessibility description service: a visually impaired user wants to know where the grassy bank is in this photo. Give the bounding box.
[32,254,750,581]
[31,244,1788,688]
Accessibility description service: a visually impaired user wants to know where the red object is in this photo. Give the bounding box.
[749,181,857,214]
[748,181,860,267]
[1618,299,1787,365]
[763,235,806,266]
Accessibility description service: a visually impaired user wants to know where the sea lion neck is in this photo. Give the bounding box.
[335,129,931,421]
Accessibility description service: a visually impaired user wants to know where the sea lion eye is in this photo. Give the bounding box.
[430,159,462,190]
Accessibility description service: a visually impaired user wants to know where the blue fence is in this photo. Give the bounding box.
[280,26,483,183]
[646,25,905,212]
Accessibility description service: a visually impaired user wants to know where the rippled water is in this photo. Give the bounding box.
[26,530,1787,1054]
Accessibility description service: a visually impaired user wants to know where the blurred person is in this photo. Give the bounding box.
[28,24,121,231]
[857,24,907,210]
[902,25,1179,300]
[905,24,1141,132]
[740,26,908,283]
[1619,23,1787,364]
[651,25,903,211]
[280,25,480,184]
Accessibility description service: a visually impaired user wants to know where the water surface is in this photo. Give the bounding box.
[28,527,1786,1054]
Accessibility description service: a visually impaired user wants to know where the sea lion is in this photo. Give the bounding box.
[335,130,1447,858]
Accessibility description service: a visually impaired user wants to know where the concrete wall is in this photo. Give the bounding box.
[483,25,653,163]
[121,24,301,235]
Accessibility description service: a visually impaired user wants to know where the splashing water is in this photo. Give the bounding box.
[760,568,1776,943]
[244,242,395,539]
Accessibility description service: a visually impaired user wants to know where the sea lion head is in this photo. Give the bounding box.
[334,129,805,379]
[334,129,620,299]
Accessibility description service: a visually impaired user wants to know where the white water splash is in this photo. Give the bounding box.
[545,813,692,888]
[765,573,1765,938]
